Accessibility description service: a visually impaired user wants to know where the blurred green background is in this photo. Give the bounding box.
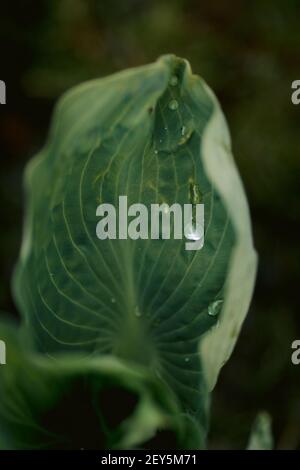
[0,0,299,449]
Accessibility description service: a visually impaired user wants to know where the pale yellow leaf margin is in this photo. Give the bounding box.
[200,84,258,391]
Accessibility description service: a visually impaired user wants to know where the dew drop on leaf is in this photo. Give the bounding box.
[178,122,194,145]
[184,223,204,243]
[168,99,178,111]
[208,300,224,317]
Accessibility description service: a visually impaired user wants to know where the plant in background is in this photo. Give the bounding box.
[0,55,261,449]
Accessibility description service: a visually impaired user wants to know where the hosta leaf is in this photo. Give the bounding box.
[0,320,198,450]
[12,55,256,446]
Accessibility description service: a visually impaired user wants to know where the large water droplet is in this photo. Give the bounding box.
[184,222,204,242]
[208,300,223,317]
[111,298,116,304]
[185,357,190,363]
[168,99,178,111]
[170,75,178,86]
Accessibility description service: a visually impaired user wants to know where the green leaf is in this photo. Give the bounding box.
[247,413,273,450]
[0,320,199,449]
[12,55,256,447]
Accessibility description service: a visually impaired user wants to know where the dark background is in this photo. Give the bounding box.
[0,0,299,449]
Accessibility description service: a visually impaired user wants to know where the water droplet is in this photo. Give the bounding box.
[111,298,116,304]
[184,222,204,242]
[170,75,178,86]
[178,125,194,145]
[164,126,168,131]
[208,300,223,317]
[135,306,141,317]
[168,99,178,111]
[154,149,158,154]
[185,357,190,363]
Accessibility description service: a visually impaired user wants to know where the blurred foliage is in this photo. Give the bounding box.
[0,0,299,449]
